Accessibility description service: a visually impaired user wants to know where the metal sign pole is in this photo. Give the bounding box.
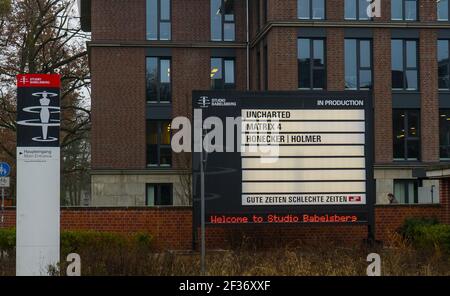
[1,187,4,224]
[200,128,206,276]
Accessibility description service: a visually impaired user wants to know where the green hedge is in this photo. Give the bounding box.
[0,229,153,254]
[399,218,450,252]
[0,228,15,251]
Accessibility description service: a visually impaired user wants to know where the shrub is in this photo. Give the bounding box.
[399,218,450,252]
[0,228,15,252]
[0,228,153,255]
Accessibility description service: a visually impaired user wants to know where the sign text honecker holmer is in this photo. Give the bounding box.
[192,91,374,225]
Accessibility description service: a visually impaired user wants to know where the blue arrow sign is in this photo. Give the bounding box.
[0,162,11,177]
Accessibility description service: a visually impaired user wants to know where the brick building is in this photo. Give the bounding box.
[70,0,450,247]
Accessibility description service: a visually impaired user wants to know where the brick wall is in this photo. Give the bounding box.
[0,207,193,250]
[236,48,249,91]
[2,194,448,250]
[373,28,392,163]
[420,29,439,162]
[327,0,344,21]
[90,47,147,170]
[375,205,441,241]
[171,48,210,169]
[420,0,437,22]
[91,0,247,43]
[376,0,391,22]
[267,0,296,21]
[172,0,210,41]
[440,179,450,224]
[266,27,298,90]
[326,28,344,91]
[91,0,145,40]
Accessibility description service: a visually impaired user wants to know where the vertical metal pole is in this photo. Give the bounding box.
[1,188,4,224]
[246,0,250,90]
[431,185,435,204]
[200,128,206,275]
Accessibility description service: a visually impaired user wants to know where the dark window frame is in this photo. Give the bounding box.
[211,0,236,42]
[146,0,172,40]
[391,0,418,21]
[438,39,450,90]
[256,0,260,31]
[146,57,172,103]
[297,0,326,20]
[391,39,419,91]
[145,183,173,206]
[344,0,372,21]
[393,109,421,161]
[146,120,172,167]
[256,49,261,90]
[393,179,419,204]
[263,44,268,90]
[262,0,267,25]
[298,38,326,90]
[440,109,450,160]
[345,38,373,90]
[210,57,236,90]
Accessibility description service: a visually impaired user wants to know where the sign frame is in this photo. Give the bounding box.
[16,74,61,276]
[192,91,374,237]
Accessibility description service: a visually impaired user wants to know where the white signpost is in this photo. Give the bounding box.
[16,74,61,276]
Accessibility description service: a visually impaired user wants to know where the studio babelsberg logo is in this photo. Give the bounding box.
[16,75,60,147]
[197,96,211,108]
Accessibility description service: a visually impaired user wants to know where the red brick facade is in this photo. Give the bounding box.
[90,47,147,169]
[373,28,393,163]
[82,0,450,249]
[326,28,344,91]
[91,0,146,41]
[88,0,448,169]
[420,29,439,163]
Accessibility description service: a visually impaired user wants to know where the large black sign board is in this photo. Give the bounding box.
[192,91,374,229]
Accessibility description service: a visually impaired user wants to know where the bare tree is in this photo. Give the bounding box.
[0,0,91,205]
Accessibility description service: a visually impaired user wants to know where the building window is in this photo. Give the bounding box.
[146,183,173,206]
[391,0,417,21]
[211,58,235,89]
[297,0,325,20]
[438,40,450,90]
[393,109,420,161]
[440,110,450,159]
[344,0,370,20]
[298,38,325,89]
[146,0,171,40]
[391,39,418,90]
[393,180,419,204]
[211,0,235,41]
[345,39,372,89]
[146,57,171,103]
[147,120,172,167]
[438,0,449,21]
